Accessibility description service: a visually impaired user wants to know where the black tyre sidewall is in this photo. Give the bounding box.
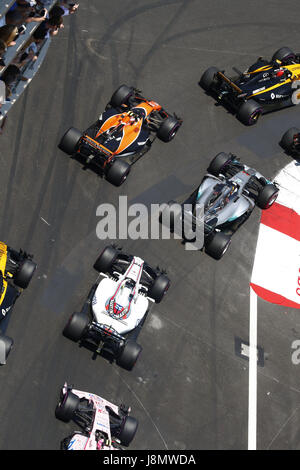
[110,85,134,108]
[117,341,142,371]
[14,259,36,289]
[148,274,170,303]
[157,117,180,142]
[272,47,295,63]
[207,152,231,176]
[200,66,220,91]
[205,232,231,260]
[58,127,83,155]
[237,100,262,126]
[106,159,131,186]
[257,184,279,209]
[63,311,90,342]
[281,127,300,151]
[55,391,80,423]
[118,416,138,447]
[94,245,118,273]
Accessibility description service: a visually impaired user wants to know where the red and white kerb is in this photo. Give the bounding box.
[251,161,300,308]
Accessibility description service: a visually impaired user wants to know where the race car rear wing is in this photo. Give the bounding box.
[216,71,243,94]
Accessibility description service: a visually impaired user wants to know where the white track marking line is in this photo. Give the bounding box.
[248,286,258,450]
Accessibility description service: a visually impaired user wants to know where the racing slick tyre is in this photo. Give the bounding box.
[207,152,231,176]
[55,391,80,423]
[106,159,131,186]
[237,100,262,126]
[63,311,90,342]
[148,274,170,303]
[118,416,139,447]
[281,127,300,152]
[93,245,118,273]
[157,117,181,142]
[272,47,295,63]
[14,259,36,289]
[205,232,231,260]
[0,334,13,364]
[58,127,83,155]
[199,66,220,91]
[256,184,279,210]
[159,200,182,234]
[110,84,134,108]
[117,340,142,371]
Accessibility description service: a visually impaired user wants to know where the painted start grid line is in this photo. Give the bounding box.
[248,160,300,449]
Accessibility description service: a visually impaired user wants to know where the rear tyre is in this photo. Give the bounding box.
[14,259,36,289]
[281,127,300,152]
[199,66,220,91]
[110,84,134,108]
[205,232,231,260]
[207,152,231,176]
[58,127,83,155]
[148,274,170,303]
[93,245,118,273]
[272,47,295,63]
[157,117,181,142]
[55,391,80,423]
[106,159,131,186]
[118,416,138,447]
[0,334,13,364]
[63,311,90,342]
[256,184,279,209]
[117,341,142,371]
[237,100,262,126]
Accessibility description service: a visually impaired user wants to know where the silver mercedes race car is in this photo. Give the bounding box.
[160,152,279,259]
[55,383,138,450]
[63,245,170,370]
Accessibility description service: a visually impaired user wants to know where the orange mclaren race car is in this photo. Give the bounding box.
[200,46,300,125]
[58,85,182,186]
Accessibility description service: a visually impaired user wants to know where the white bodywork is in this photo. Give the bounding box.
[92,256,151,335]
[62,384,120,451]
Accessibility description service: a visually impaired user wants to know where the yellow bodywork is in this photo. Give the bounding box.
[249,63,300,99]
[0,241,8,305]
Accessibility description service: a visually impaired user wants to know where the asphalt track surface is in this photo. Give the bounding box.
[0,0,300,451]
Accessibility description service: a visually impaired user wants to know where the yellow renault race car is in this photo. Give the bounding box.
[0,241,36,364]
[200,46,300,125]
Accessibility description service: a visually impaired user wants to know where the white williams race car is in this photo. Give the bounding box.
[55,383,138,450]
[63,245,170,370]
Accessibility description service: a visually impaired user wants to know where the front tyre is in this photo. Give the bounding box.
[14,259,37,289]
[148,274,170,303]
[237,100,262,126]
[93,245,118,273]
[207,152,231,176]
[272,46,295,63]
[281,127,300,152]
[157,117,181,142]
[110,85,134,108]
[118,416,138,447]
[55,391,80,423]
[256,184,279,210]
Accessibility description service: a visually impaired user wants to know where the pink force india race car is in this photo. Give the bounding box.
[55,383,138,450]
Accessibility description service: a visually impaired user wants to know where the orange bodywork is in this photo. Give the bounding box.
[94,100,162,156]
